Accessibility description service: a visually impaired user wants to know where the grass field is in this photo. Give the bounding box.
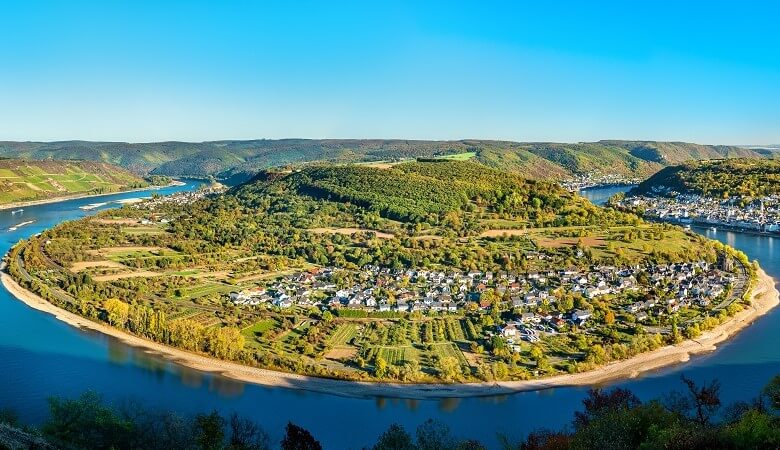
[436,152,477,161]
[375,345,420,366]
[327,323,358,346]
[429,342,469,366]
[241,319,277,343]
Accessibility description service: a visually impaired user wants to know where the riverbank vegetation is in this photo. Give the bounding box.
[5,374,780,449]
[6,161,757,383]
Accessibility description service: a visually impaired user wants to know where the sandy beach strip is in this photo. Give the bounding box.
[2,268,778,400]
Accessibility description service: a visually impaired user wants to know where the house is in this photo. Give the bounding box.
[572,309,592,322]
[500,323,520,338]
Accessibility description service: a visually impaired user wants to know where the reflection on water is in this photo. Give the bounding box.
[178,367,206,389]
[210,376,245,398]
[438,397,461,412]
[106,340,131,365]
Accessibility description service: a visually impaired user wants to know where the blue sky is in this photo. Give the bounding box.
[0,1,778,144]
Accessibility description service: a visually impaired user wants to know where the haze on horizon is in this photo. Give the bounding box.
[1,1,778,145]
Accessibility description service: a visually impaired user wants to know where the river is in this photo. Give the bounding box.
[1,184,778,448]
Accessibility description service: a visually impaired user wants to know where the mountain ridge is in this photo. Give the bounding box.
[0,139,771,181]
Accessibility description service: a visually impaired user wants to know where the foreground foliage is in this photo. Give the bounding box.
[6,374,780,449]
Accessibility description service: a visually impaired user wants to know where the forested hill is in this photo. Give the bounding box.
[0,139,769,180]
[630,158,780,198]
[231,160,621,227]
[0,159,149,205]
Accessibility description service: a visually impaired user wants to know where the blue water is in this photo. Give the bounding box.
[0,185,778,448]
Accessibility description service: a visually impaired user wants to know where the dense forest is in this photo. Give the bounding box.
[5,373,780,449]
[0,139,771,180]
[632,158,780,198]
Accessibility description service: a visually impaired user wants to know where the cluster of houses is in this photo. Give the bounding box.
[560,172,641,192]
[229,261,738,334]
[618,191,780,234]
[135,183,227,211]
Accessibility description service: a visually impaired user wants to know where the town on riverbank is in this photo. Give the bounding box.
[614,192,780,234]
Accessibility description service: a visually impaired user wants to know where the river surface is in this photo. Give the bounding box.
[1,184,779,448]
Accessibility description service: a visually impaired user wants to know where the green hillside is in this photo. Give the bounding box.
[0,139,771,180]
[0,159,149,205]
[233,160,617,228]
[631,158,780,198]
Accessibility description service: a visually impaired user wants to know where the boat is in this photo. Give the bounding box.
[710,226,717,232]
[79,202,108,211]
[10,209,23,214]
[8,220,34,232]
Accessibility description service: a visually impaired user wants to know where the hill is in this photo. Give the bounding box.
[232,160,623,229]
[10,159,751,385]
[0,159,150,206]
[631,158,780,198]
[0,139,770,180]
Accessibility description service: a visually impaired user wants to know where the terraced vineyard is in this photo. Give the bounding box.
[0,159,150,205]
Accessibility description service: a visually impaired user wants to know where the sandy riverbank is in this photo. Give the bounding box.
[0,181,186,212]
[2,268,778,399]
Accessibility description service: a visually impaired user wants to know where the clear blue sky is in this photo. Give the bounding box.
[1,1,778,144]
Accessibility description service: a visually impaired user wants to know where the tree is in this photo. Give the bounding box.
[375,356,389,378]
[762,374,780,410]
[438,357,460,381]
[104,298,130,327]
[194,410,226,450]
[281,422,322,450]
[228,413,270,450]
[372,423,415,450]
[416,419,455,450]
[321,310,334,322]
[43,391,132,449]
[573,388,641,430]
[679,374,722,426]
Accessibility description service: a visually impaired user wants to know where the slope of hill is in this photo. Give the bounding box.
[0,139,771,180]
[631,158,780,198]
[0,159,149,205]
[233,160,613,227]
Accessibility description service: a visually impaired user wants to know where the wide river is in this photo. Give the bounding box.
[1,184,779,448]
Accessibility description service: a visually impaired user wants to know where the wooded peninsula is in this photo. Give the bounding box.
[5,160,767,384]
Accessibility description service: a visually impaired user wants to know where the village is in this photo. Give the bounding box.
[229,259,741,344]
[617,190,780,234]
[134,181,228,211]
[560,172,641,192]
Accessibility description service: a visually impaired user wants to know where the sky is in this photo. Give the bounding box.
[0,1,778,144]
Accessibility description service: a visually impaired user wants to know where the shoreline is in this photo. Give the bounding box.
[0,180,186,212]
[2,268,778,400]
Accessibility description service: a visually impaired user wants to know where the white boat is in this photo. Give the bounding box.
[8,220,34,232]
[79,202,108,211]
[710,226,717,232]
[11,209,23,214]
